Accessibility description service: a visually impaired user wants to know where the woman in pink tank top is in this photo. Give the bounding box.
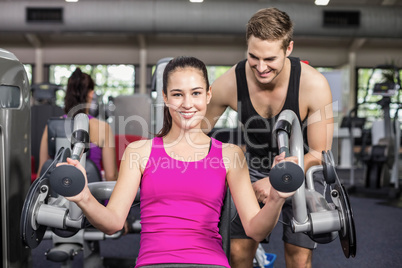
[64,57,297,267]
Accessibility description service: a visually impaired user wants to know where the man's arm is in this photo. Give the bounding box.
[300,64,334,172]
[202,65,238,134]
[253,64,334,203]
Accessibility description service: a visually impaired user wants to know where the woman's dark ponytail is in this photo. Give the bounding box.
[64,68,94,117]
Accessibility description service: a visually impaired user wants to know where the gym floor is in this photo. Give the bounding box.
[31,168,402,268]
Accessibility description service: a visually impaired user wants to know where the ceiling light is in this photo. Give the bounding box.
[315,0,330,6]
[190,0,204,3]
[65,0,79,2]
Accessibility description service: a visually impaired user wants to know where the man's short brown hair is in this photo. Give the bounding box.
[246,7,294,51]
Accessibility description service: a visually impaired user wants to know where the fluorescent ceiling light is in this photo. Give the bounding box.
[190,0,204,3]
[315,0,330,5]
[66,0,79,2]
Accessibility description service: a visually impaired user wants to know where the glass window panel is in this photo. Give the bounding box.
[23,64,33,85]
[49,64,135,106]
[356,67,402,126]
[207,66,236,128]
[316,67,334,73]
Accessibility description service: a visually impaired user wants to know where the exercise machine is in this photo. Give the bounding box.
[362,66,400,191]
[20,114,232,267]
[342,65,401,198]
[270,109,357,258]
[20,113,127,267]
[0,48,31,267]
[30,83,64,175]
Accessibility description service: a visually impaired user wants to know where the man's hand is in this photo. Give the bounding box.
[252,177,272,204]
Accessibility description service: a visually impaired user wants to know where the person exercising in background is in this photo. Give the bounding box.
[202,7,334,268]
[38,68,118,182]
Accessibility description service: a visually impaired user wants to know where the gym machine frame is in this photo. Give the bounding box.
[20,114,129,267]
[270,110,357,258]
[20,113,231,266]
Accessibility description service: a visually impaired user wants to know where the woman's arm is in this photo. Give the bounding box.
[101,121,118,181]
[66,140,149,235]
[224,145,295,242]
[37,126,50,176]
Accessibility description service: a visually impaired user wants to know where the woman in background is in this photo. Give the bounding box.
[38,68,117,182]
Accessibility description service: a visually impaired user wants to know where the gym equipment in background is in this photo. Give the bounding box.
[0,48,31,268]
[341,65,401,198]
[21,113,122,267]
[30,83,64,175]
[152,57,173,135]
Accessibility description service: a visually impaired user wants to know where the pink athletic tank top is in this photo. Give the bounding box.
[135,137,229,268]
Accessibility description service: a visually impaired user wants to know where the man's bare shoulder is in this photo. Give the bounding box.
[299,62,333,116]
[300,62,330,91]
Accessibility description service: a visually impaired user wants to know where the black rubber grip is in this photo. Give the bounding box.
[270,161,304,192]
[49,165,85,197]
[71,130,90,153]
[275,120,292,135]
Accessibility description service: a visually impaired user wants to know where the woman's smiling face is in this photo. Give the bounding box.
[164,67,211,132]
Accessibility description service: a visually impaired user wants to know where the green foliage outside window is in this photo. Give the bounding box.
[356,68,402,125]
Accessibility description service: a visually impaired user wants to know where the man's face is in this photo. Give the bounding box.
[247,36,292,85]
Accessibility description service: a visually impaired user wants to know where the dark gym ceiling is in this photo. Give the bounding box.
[1,0,401,5]
[0,0,401,53]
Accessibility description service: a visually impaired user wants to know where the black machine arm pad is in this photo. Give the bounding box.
[270,161,304,192]
[274,120,292,135]
[322,150,337,184]
[49,165,86,197]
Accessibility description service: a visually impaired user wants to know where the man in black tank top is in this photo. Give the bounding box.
[203,8,334,268]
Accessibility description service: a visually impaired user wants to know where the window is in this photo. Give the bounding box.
[316,67,334,73]
[207,66,237,128]
[23,64,33,86]
[356,67,402,125]
[49,64,135,106]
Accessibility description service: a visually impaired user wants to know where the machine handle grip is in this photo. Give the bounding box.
[276,130,290,158]
[278,147,290,158]
[71,113,90,160]
[270,161,304,192]
[49,165,86,197]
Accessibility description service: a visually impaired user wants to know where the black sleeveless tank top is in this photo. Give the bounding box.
[235,57,303,174]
